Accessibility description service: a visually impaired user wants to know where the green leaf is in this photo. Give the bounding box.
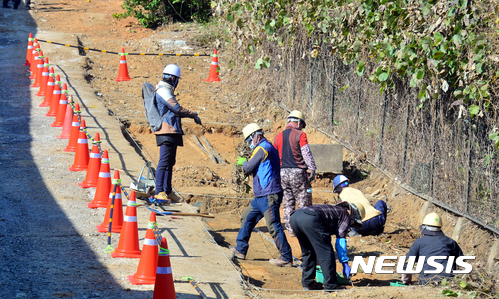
[418,84,427,99]
[410,78,418,87]
[255,58,263,69]
[433,51,445,60]
[453,34,462,47]
[357,61,365,76]
[467,291,478,298]
[485,155,490,166]
[489,132,499,141]
[434,32,444,46]
[469,105,480,117]
[459,280,468,289]
[441,278,449,286]
[248,45,255,54]
[416,69,425,80]
[378,68,390,82]
[237,18,243,28]
[226,13,234,22]
[421,37,431,50]
[339,84,349,92]
[441,289,458,297]
[496,140,499,150]
[476,63,483,74]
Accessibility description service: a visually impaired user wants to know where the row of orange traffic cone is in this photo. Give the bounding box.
[25,33,176,298]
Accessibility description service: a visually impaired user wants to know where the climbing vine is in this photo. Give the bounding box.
[219,0,499,112]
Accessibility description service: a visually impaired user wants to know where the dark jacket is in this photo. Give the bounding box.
[406,230,464,284]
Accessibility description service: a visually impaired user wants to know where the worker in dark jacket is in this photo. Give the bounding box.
[290,201,366,291]
[402,212,464,285]
[274,110,317,237]
[154,64,201,203]
[232,123,293,267]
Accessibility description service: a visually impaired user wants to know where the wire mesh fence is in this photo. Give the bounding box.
[261,38,499,233]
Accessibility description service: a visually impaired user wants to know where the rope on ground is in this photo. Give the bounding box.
[36,39,211,56]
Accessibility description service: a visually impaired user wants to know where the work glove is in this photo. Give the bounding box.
[401,274,412,285]
[308,170,316,181]
[342,262,351,279]
[237,156,247,166]
[194,116,202,125]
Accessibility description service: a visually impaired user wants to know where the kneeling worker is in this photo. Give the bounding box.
[290,201,366,291]
[333,175,387,236]
[232,123,293,267]
[402,212,464,285]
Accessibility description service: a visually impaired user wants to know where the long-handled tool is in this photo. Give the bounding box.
[146,206,215,218]
[104,179,119,253]
[182,277,208,299]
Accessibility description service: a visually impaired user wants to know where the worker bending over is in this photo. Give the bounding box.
[290,201,366,291]
[333,175,387,236]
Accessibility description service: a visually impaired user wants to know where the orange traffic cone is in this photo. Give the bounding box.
[64,104,81,152]
[25,33,33,66]
[30,52,41,85]
[79,133,101,188]
[46,75,61,117]
[205,49,221,82]
[51,83,68,127]
[69,119,89,172]
[112,190,141,258]
[88,149,112,209]
[29,43,40,79]
[35,64,49,97]
[57,97,75,139]
[39,67,55,107]
[128,212,159,285]
[153,237,177,299]
[96,169,124,233]
[115,48,131,81]
[31,52,44,88]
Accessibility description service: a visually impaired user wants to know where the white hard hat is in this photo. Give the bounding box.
[162,64,181,78]
[288,110,306,127]
[242,123,263,142]
[333,175,349,190]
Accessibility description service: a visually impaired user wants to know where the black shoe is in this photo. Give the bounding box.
[303,281,323,291]
[2,4,11,8]
[13,5,18,9]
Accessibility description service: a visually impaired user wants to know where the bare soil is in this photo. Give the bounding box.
[23,0,496,297]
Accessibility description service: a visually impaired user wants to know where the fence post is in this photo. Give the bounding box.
[401,100,410,180]
[354,77,363,143]
[378,93,388,165]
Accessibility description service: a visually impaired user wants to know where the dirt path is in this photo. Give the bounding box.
[0,0,470,298]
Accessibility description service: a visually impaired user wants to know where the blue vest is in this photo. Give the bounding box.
[250,139,282,197]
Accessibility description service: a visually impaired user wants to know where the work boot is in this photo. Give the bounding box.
[2,4,11,8]
[167,191,182,203]
[154,192,168,200]
[269,258,293,267]
[231,248,245,260]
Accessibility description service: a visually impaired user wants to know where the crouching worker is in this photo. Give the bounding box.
[333,175,387,236]
[231,123,293,267]
[401,212,464,285]
[290,201,366,291]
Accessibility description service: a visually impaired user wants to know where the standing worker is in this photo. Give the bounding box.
[232,123,293,267]
[154,64,202,203]
[290,201,366,291]
[273,110,317,237]
[333,175,387,236]
[401,212,464,285]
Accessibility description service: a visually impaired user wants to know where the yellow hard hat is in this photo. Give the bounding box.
[422,212,442,227]
[351,202,366,220]
[287,110,306,127]
[242,123,263,142]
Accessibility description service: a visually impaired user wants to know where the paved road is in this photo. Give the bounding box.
[0,6,244,299]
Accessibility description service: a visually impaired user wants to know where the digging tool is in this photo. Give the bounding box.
[182,277,208,299]
[104,180,119,253]
[146,206,215,218]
